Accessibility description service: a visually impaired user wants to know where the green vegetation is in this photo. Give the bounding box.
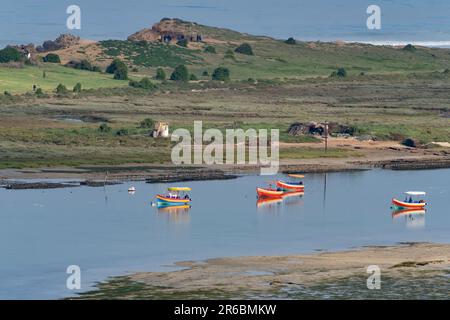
[212,67,230,81]
[98,123,111,133]
[140,118,155,129]
[0,47,22,63]
[403,44,417,52]
[204,45,216,53]
[285,37,296,45]
[235,43,253,55]
[129,77,155,89]
[155,67,166,80]
[170,65,189,82]
[100,40,202,68]
[73,82,82,93]
[331,67,347,78]
[56,83,68,94]
[43,53,61,63]
[0,64,127,93]
[176,39,188,47]
[106,59,128,80]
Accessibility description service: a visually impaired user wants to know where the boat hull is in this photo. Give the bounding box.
[256,187,284,198]
[156,194,191,206]
[276,180,305,191]
[392,198,426,209]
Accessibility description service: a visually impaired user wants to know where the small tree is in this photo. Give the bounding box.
[129,77,155,89]
[115,128,129,136]
[155,67,166,80]
[331,67,347,78]
[212,67,230,81]
[35,88,45,97]
[43,53,61,63]
[189,74,198,81]
[170,65,189,82]
[140,118,155,129]
[403,44,417,52]
[73,83,82,93]
[106,59,127,75]
[235,43,253,55]
[177,39,188,47]
[224,49,235,60]
[285,37,296,45]
[0,47,22,63]
[113,64,128,80]
[202,70,209,76]
[56,83,68,94]
[204,45,216,53]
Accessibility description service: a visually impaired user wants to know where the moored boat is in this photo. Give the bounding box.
[392,191,427,209]
[276,180,304,191]
[256,187,284,198]
[156,187,192,206]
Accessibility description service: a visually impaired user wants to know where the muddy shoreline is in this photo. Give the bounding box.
[1,155,450,189]
[73,242,450,299]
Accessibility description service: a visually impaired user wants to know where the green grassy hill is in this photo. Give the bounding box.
[1,18,450,94]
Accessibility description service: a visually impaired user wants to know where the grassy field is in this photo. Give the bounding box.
[0,64,128,94]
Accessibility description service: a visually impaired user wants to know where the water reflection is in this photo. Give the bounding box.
[392,208,426,229]
[156,205,191,223]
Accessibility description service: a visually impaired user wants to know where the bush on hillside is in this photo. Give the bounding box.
[129,77,155,89]
[56,83,68,94]
[155,67,166,80]
[177,39,188,47]
[43,53,61,63]
[212,67,230,81]
[98,123,111,133]
[204,46,216,53]
[331,67,347,78]
[73,82,82,93]
[0,47,22,63]
[285,37,296,45]
[170,65,189,82]
[403,44,417,52]
[140,118,155,129]
[235,43,253,55]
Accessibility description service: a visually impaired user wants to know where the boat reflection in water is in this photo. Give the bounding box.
[392,208,426,230]
[156,204,191,223]
[256,191,304,213]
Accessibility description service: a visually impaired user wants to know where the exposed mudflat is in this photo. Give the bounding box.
[75,243,450,299]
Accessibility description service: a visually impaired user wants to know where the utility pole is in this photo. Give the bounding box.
[324,122,329,153]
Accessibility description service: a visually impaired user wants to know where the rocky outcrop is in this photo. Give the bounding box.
[128,18,203,43]
[36,34,81,52]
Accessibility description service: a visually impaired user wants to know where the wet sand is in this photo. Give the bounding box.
[75,243,450,299]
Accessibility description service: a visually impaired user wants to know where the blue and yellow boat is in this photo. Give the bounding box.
[156,187,192,206]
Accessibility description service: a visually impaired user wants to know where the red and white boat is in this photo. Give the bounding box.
[392,191,427,209]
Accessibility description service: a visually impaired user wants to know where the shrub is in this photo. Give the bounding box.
[113,64,128,80]
[56,83,68,94]
[4,91,12,96]
[115,128,129,136]
[202,70,209,76]
[132,67,139,72]
[402,138,418,148]
[170,65,189,82]
[98,123,111,133]
[106,59,127,76]
[155,67,166,80]
[285,37,296,45]
[204,45,216,53]
[177,39,188,47]
[91,65,102,72]
[66,59,95,71]
[140,118,155,129]
[235,43,253,55]
[0,47,22,63]
[73,82,82,93]
[35,88,45,97]
[331,67,347,78]
[189,74,198,81]
[403,44,417,52]
[43,53,61,63]
[212,67,230,81]
[443,68,450,74]
[129,77,155,89]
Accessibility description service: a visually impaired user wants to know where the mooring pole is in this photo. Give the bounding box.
[324,122,329,153]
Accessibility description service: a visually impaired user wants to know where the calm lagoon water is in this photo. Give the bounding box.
[0,168,449,299]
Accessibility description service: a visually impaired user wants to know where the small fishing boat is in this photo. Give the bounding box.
[276,174,305,191]
[256,187,284,198]
[156,187,192,206]
[276,180,304,191]
[128,186,136,193]
[392,191,427,209]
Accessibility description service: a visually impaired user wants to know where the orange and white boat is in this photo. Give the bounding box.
[276,180,304,191]
[392,191,427,209]
[256,187,284,198]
